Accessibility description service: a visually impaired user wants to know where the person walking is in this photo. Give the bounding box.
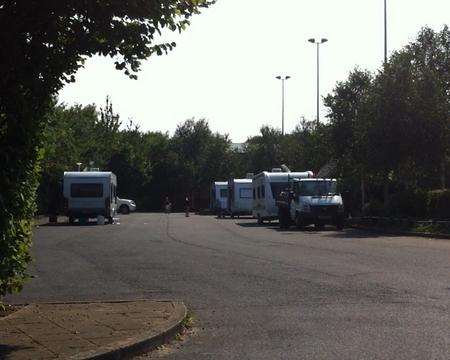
[185,196,190,217]
[164,196,171,214]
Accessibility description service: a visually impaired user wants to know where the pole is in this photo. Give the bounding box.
[281,78,285,135]
[316,43,320,124]
[384,0,387,63]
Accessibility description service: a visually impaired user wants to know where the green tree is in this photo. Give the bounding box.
[0,0,213,298]
[170,119,232,209]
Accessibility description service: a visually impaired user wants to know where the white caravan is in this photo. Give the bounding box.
[252,170,313,223]
[227,178,253,217]
[63,171,118,224]
[210,181,228,216]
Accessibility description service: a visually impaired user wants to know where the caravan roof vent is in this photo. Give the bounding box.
[271,168,282,173]
[246,173,254,179]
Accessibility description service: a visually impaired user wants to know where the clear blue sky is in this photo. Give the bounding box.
[58,0,450,142]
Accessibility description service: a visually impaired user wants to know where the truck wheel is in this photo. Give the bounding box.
[119,205,130,214]
[69,216,75,225]
[315,222,325,230]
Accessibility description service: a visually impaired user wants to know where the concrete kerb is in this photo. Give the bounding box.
[74,303,187,360]
[2,300,188,360]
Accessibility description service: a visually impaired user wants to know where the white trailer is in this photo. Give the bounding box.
[227,178,253,217]
[252,170,313,223]
[63,171,118,224]
[210,181,228,216]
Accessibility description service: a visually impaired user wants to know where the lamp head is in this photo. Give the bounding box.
[276,76,282,79]
[321,38,328,43]
[308,38,316,43]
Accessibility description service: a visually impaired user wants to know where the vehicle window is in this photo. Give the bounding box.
[71,183,103,198]
[261,185,265,199]
[220,189,228,198]
[253,188,256,199]
[299,181,338,196]
[257,187,260,199]
[240,188,253,199]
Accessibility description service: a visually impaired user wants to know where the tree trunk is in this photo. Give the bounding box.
[383,174,389,214]
[360,175,366,215]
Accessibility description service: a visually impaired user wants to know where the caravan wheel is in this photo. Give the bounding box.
[257,214,263,225]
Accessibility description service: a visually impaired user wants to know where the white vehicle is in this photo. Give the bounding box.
[227,178,253,217]
[117,198,136,214]
[210,181,228,217]
[278,178,345,230]
[252,170,313,224]
[63,171,117,224]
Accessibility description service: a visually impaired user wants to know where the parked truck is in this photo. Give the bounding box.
[277,178,345,230]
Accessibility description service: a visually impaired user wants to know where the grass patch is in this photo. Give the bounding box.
[0,303,17,318]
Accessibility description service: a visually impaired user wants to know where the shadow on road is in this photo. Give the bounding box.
[217,216,254,221]
[236,222,278,228]
[235,222,389,240]
[39,221,108,227]
[0,344,31,359]
[322,228,393,239]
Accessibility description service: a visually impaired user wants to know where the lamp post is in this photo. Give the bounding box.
[76,162,82,172]
[384,0,387,63]
[308,38,328,124]
[275,75,291,135]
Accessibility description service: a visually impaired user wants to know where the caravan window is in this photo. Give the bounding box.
[220,189,228,198]
[253,188,256,199]
[71,183,103,198]
[270,182,287,201]
[257,187,260,199]
[261,185,265,198]
[240,188,253,199]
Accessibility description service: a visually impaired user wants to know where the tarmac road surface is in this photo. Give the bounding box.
[8,213,450,359]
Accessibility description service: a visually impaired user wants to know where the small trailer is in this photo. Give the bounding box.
[227,178,253,218]
[211,181,228,217]
[252,169,313,224]
[63,171,118,224]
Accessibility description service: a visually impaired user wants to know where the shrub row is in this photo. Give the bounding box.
[365,189,450,220]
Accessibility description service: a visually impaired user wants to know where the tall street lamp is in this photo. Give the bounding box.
[384,0,388,63]
[308,38,328,124]
[275,75,291,135]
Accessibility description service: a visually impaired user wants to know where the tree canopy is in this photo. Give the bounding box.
[0,0,214,299]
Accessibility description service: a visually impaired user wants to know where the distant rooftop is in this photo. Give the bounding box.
[231,143,245,153]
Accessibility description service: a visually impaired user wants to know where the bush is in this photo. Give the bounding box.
[428,190,450,220]
[363,200,384,216]
[0,150,40,298]
[386,189,429,219]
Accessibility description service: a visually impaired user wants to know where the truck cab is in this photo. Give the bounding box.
[278,178,345,230]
